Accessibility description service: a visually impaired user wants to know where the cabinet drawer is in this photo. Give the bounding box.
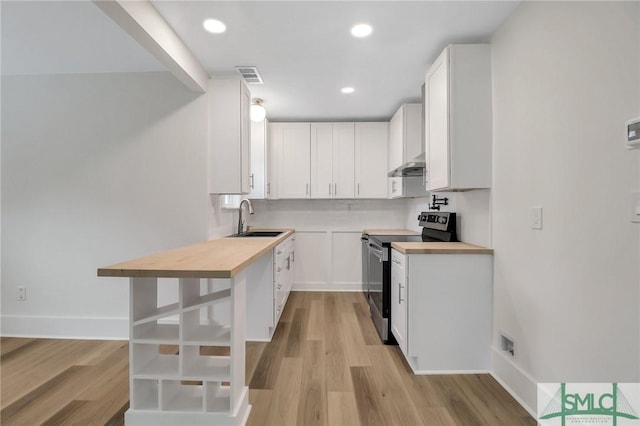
[391,250,405,269]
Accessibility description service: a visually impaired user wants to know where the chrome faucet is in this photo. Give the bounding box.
[237,198,255,235]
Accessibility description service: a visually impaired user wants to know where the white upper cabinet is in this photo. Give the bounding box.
[310,123,333,198]
[208,79,251,194]
[355,122,389,199]
[249,119,268,199]
[389,176,427,199]
[270,122,311,199]
[424,44,492,191]
[266,120,278,199]
[388,103,423,173]
[388,103,427,199]
[310,123,355,199]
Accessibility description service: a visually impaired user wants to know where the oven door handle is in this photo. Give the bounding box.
[368,243,386,262]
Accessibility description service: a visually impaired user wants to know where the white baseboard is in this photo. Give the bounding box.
[412,369,490,375]
[490,346,538,418]
[292,282,365,292]
[1,315,129,340]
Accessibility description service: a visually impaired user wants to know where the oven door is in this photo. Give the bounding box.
[361,235,369,295]
[367,239,386,326]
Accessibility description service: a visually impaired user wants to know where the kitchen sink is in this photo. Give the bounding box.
[231,231,283,238]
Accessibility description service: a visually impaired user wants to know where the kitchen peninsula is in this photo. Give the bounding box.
[98,230,294,426]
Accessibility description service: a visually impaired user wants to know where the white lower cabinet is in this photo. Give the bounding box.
[390,250,408,354]
[246,234,295,341]
[390,249,493,373]
[273,234,295,323]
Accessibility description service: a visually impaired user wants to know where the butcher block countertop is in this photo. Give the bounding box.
[98,229,294,279]
[391,241,494,254]
[363,229,420,235]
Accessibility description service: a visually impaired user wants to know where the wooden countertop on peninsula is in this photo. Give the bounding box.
[391,241,494,254]
[362,229,420,236]
[98,229,294,279]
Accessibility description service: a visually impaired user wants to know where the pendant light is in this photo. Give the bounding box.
[250,98,266,122]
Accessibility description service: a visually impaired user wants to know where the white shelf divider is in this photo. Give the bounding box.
[183,322,231,346]
[132,323,179,343]
[133,353,179,379]
[205,383,231,413]
[132,302,180,326]
[183,288,231,312]
[131,379,159,410]
[182,352,231,381]
[160,380,204,412]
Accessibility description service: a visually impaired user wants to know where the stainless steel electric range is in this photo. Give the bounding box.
[361,212,457,344]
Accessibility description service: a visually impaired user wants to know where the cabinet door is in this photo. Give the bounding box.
[390,250,407,355]
[273,123,311,198]
[240,82,251,194]
[208,79,251,194]
[425,48,450,191]
[388,107,403,172]
[332,123,355,198]
[266,121,278,199]
[388,177,404,199]
[249,120,266,199]
[355,122,388,199]
[310,123,333,198]
[404,103,423,162]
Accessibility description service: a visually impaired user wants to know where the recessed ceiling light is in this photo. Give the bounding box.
[341,87,355,94]
[351,23,372,38]
[203,19,226,34]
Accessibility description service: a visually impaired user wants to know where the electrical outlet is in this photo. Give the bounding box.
[631,191,640,223]
[17,286,26,301]
[501,333,515,358]
[531,206,543,230]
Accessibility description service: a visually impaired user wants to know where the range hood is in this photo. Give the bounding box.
[388,161,426,177]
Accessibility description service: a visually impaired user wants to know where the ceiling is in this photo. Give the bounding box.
[1,1,520,121]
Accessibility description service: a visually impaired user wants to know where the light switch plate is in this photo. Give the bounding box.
[531,207,543,230]
[632,191,640,223]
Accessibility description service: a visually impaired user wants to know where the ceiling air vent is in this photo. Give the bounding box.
[235,66,263,84]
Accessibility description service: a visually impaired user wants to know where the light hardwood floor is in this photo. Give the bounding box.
[1,291,535,425]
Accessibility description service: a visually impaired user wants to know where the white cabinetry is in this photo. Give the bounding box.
[246,234,295,341]
[129,277,237,420]
[270,123,311,199]
[310,123,355,198]
[249,119,268,199]
[355,122,389,199]
[390,250,407,354]
[208,79,251,194]
[424,44,492,191]
[389,176,427,199]
[390,248,492,373]
[388,103,427,199]
[388,103,423,172]
[266,122,278,199]
[269,121,387,199]
[273,234,295,322]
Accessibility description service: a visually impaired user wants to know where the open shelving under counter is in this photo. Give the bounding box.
[98,230,294,426]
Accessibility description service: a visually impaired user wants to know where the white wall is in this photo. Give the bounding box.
[248,199,408,290]
[1,72,210,338]
[490,1,640,413]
